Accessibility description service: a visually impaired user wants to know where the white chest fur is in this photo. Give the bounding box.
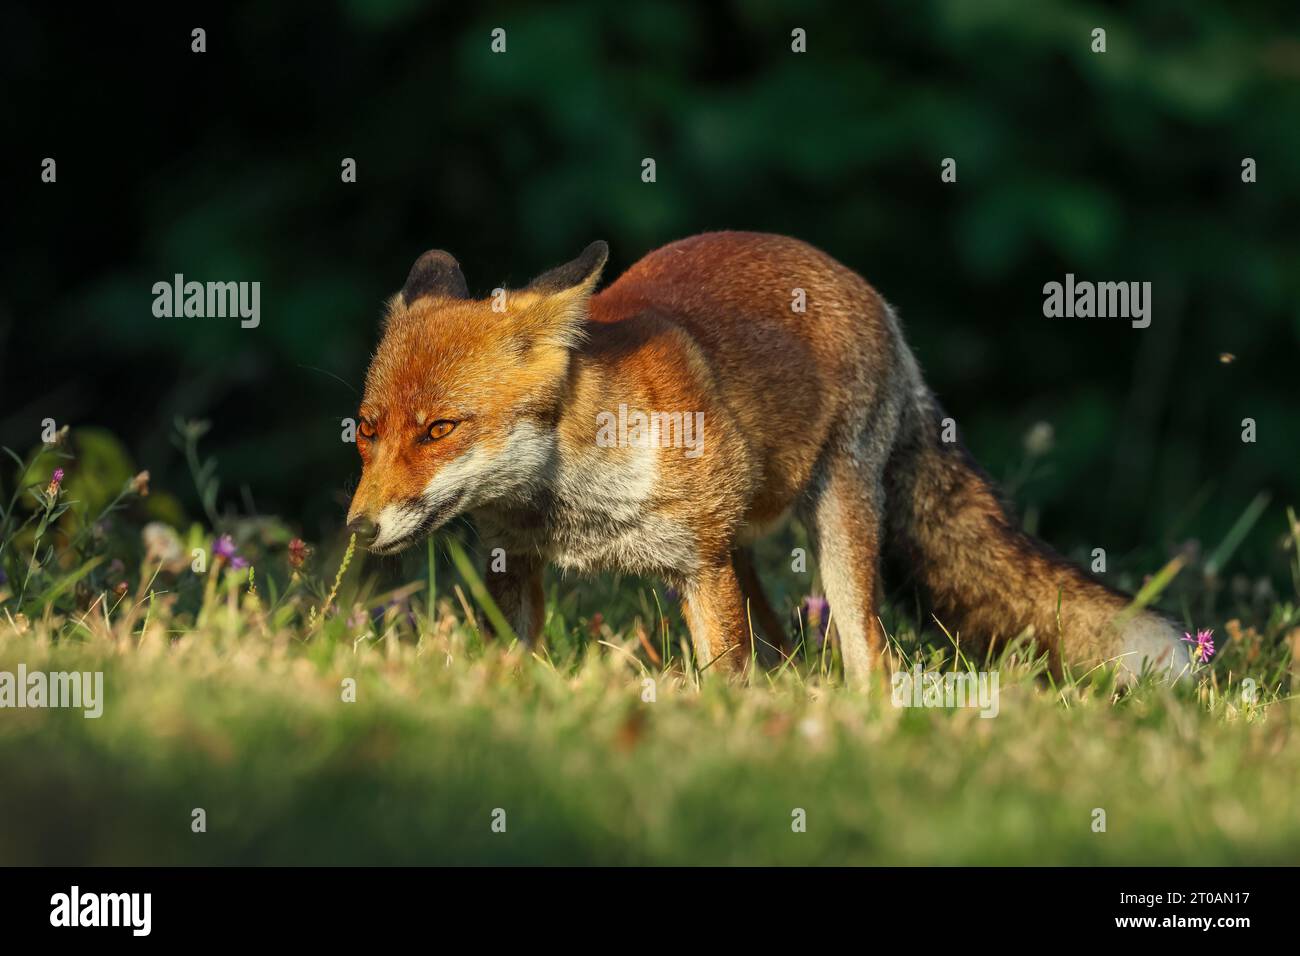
[478,440,699,578]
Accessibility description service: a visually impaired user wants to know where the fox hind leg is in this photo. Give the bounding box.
[801,455,887,690]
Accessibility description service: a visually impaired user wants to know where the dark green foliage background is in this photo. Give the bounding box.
[2,1,1296,571]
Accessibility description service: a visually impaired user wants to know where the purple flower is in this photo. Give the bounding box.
[45,467,65,498]
[1182,628,1215,664]
[801,595,831,645]
[213,534,249,570]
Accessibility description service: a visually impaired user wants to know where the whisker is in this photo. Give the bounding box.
[298,363,359,396]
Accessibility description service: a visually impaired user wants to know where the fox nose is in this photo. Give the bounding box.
[347,516,377,545]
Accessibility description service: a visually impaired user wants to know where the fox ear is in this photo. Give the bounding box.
[527,241,609,295]
[402,250,469,305]
[513,241,609,351]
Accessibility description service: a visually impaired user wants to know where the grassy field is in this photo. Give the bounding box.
[1,430,1298,865]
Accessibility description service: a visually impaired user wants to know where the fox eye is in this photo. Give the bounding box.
[358,419,377,441]
[426,420,457,442]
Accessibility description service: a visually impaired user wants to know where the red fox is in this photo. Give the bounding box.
[347,232,1185,686]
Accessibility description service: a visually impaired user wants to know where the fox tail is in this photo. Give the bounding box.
[882,360,1189,684]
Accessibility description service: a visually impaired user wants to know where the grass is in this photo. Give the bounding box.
[0,427,1298,865]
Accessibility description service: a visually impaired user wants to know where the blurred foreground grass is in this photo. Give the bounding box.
[1,587,1297,865]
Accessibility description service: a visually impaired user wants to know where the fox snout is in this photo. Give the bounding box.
[345,468,410,552]
[345,513,377,545]
[345,479,410,554]
[345,493,414,555]
[347,471,466,555]
[345,483,381,547]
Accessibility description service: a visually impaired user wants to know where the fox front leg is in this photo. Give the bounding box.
[483,550,546,647]
[680,559,753,677]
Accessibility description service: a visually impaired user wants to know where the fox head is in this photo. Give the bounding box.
[347,241,608,553]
